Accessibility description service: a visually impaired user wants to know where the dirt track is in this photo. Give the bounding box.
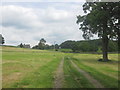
[54,57,64,88]
[70,60,104,88]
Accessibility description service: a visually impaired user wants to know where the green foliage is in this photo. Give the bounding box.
[97,47,102,53]
[19,43,23,48]
[108,40,118,52]
[38,38,46,49]
[60,40,76,49]
[32,44,57,50]
[32,38,60,50]
[77,2,120,60]
[77,2,119,40]
[44,44,51,49]
[32,45,39,49]
[55,44,59,50]
[0,34,5,44]
[60,39,118,52]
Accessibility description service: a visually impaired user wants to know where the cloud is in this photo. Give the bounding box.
[1,2,98,47]
[1,5,44,29]
[2,0,86,3]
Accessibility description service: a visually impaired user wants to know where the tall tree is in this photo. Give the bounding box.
[55,44,59,51]
[38,38,46,49]
[107,2,120,52]
[77,2,119,61]
[19,43,23,48]
[0,34,5,45]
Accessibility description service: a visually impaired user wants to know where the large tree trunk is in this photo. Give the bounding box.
[102,33,109,61]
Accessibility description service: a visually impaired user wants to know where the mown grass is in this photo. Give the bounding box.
[2,46,119,88]
[12,56,62,88]
[58,49,72,52]
[2,46,64,88]
[72,54,119,88]
[63,56,94,88]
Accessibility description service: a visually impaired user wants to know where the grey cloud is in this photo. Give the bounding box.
[1,3,97,47]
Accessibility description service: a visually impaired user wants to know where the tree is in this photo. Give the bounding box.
[108,40,118,52]
[77,2,119,61]
[71,42,79,52]
[19,43,23,48]
[54,44,59,51]
[106,3,120,52]
[60,40,76,49]
[44,44,50,49]
[38,38,46,49]
[32,45,39,49]
[0,34,5,45]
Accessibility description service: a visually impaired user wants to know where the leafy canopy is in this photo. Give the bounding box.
[77,2,120,40]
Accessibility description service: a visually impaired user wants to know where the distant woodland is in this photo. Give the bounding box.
[60,39,118,53]
[31,39,118,53]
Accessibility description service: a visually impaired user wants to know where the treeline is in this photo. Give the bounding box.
[60,39,118,53]
[18,43,30,48]
[32,38,59,50]
[32,38,118,53]
[32,44,59,50]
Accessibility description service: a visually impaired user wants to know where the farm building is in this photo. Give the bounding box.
[23,44,31,48]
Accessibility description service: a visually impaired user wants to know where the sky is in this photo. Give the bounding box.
[0,1,98,47]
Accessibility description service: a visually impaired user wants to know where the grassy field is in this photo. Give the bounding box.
[2,46,119,88]
[64,54,119,88]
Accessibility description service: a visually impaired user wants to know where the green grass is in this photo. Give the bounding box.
[63,56,94,88]
[58,49,72,52]
[12,57,61,88]
[2,46,119,88]
[72,54,119,88]
[2,46,64,88]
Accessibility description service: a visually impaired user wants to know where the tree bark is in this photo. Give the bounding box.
[102,32,109,61]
